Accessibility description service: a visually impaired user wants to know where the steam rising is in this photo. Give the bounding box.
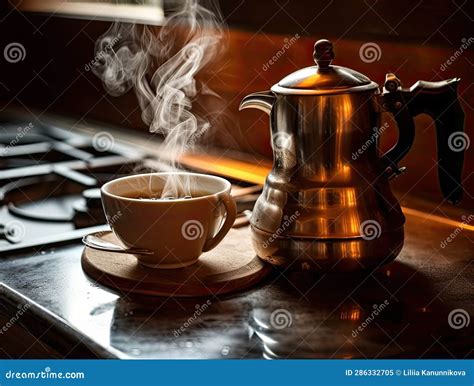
[93,0,225,198]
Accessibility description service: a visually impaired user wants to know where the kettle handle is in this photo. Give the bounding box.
[380,75,465,204]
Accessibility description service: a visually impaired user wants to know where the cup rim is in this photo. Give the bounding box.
[101,172,232,203]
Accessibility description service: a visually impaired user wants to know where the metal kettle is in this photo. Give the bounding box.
[239,39,465,273]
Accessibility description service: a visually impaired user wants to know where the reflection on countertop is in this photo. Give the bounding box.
[0,208,472,359]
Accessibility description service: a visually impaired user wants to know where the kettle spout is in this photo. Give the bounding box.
[239,91,275,115]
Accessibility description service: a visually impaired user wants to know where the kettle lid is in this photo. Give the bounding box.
[271,39,379,95]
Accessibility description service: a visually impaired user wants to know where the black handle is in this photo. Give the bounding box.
[381,75,465,204]
[404,78,465,204]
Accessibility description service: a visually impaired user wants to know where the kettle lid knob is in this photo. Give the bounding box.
[313,39,334,70]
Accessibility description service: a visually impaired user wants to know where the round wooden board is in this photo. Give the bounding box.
[81,227,271,297]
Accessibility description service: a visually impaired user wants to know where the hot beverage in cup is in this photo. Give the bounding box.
[101,172,236,268]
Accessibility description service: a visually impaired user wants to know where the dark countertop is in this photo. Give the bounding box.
[0,207,472,359]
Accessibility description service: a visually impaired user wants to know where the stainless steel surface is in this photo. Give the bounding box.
[244,89,405,271]
[0,283,124,359]
[271,39,378,95]
[82,231,154,255]
[240,39,465,272]
[250,226,404,272]
[0,208,471,359]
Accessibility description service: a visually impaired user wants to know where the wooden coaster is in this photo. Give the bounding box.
[81,227,271,297]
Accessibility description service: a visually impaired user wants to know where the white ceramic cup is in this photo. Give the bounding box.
[101,172,237,268]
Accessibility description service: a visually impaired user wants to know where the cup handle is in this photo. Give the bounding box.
[202,192,237,252]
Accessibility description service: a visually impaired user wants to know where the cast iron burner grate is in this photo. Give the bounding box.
[0,118,152,255]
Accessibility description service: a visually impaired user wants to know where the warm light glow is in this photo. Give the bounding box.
[180,153,474,235]
[340,307,361,321]
[179,153,270,185]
